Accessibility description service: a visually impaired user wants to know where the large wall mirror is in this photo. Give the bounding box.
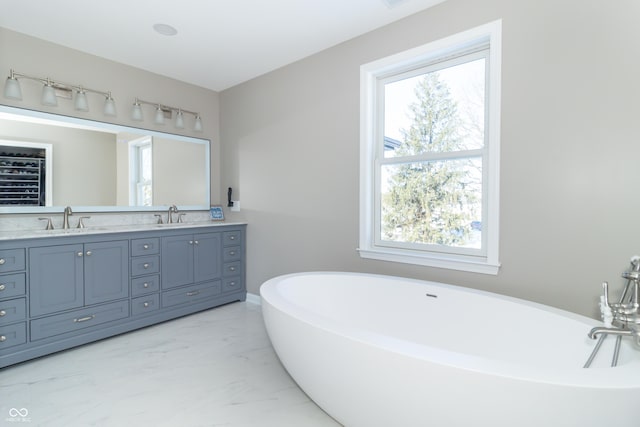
[0,105,210,214]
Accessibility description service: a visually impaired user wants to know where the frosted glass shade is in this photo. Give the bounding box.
[41,84,57,106]
[131,102,143,121]
[74,90,89,111]
[175,110,185,129]
[3,76,22,100]
[154,106,165,125]
[103,95,116,116]
[194,115,203,132]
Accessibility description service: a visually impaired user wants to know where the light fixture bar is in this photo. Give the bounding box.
[3,68,116,116]
[132,98,202,131]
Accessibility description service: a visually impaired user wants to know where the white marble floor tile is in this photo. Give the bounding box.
[0,302,342,427]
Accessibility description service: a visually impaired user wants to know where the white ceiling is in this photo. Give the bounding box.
[0,0,446,92]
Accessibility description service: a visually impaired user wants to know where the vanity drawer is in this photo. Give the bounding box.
[30,300,130,341]
[223,261,241,277]
[162,281,221,308]
[132,294,160,316]
[0,298,26,324]
[131,275,160,297]
[0,322,26,349]
[222,231,241,246]
[131,255,160,277]
[223,246,241,262]
[131,238,160,256]
[0,249,25,273]
[222,277,243,293]
[0,273,26,300]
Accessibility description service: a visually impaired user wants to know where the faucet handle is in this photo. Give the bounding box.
[177,213,186,223]
[601,282,613,327]
[77,216,91,229]
[154,214,163,224]
[38,217,54,230]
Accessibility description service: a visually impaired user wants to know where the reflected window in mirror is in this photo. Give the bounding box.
[129,136,153,206]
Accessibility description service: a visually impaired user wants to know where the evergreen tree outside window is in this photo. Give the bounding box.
[359,21,502,274]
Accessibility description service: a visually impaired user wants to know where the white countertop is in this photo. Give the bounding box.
[0,221,247,241]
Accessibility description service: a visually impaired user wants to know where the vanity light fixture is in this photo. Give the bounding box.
[3,68,116,116]
[131,98,203,132]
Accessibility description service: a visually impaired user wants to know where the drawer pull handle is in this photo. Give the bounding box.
[74,315,95,323]
[143,263,150,269]
[85,251,92,256]
[143,244,150,249]
[0,335,6,342]
[0,284,5,291]
[186,291,200,297]
[0,310,5,317]
[0,258,5,265]
[143,282,150,288]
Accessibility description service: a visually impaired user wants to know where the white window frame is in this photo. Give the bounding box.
[128,136,153,206]
[359,20,502,275]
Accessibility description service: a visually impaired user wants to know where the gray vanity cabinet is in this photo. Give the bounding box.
[161,232,221,289]
[0,224,246,369]
[29,240,129,316]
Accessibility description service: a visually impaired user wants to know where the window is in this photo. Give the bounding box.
[359,21,501,274]
[129,136,153,206]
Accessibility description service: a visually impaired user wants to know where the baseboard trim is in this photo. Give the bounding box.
[245,293,261,305]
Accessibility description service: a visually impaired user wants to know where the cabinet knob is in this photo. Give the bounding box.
[143,244,150,249]
[229,236,236,240]
[77,252,84,257]
[0,335,6,342]
[0,258,5,265]
[0,284,5,291]
[229,266,236,272]
[143,302,150,308]
[189,240,194,245]
[143,263,150,269]
[229,251,236,256]
[194,240,199,245]
[143,282,150,288]
[85,250,92,256]
[229,281,237,287]
[0,310,6,317]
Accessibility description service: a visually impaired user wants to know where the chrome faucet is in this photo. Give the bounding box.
[62,206,73,230]
[168,204,178,223]
[585,256,640,368]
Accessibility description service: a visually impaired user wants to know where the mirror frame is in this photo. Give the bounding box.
[0,104,210,214]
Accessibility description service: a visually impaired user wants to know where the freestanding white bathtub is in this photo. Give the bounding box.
[260,272,640,427]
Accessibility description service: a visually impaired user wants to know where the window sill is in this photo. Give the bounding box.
[357,247,500,275]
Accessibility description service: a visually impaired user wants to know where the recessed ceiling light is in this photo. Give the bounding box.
[153,23,178,36]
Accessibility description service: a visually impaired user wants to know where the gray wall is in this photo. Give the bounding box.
[220,0,640,318]
[0,27,221,205]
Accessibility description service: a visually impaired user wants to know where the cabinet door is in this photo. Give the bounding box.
[30,244,84,316]
[84,240,129,305]
[161,235,194,289]
[194,232,221,283]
